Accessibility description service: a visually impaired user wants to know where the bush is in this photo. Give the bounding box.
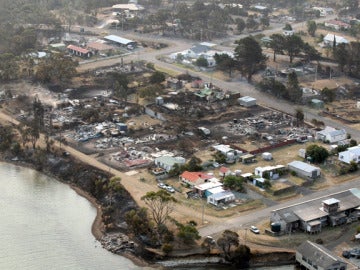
[162,243,173,254]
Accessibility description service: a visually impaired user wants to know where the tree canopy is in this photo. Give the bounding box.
[306,144,329,163]
[234,36,267,82]
[141,190,176,227]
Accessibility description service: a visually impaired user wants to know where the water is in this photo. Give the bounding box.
[0,162,146,270]
[0,162,294,270]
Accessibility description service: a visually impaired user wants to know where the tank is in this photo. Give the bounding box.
[271,222,281,232]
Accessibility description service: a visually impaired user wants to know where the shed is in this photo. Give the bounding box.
[238,96,256,107]
[287,160,321,179]
[104,35,137,48]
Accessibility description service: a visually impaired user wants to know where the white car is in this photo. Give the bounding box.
[165,185,175,193]
[157,182,166,189]
[250,226,260,234]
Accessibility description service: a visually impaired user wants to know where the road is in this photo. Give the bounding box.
[199,177,360,236]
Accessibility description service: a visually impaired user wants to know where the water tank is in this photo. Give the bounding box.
[271,222,281,232]
[227,152,234,159]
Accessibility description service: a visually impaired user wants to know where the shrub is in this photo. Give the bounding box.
[162,243,173,254]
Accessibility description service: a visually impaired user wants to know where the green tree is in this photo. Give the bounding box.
[195,56,209,68]
[138,84,163,100]
[212,151,226,164]
[110,73,130,102]
[150,71,166,84]
[246,16,258,31]
[217,230,239,261]
[232,245,251,268]
[223,175,245,192]
[287,72,302,103]
[0,125,14,151]
[234,36,267,82]
[283,23,293,31]
[235,18,246,33]
[260,16,270,30]
[294,107,304,127]
[333,43,348,72]
[306,144,329,163]
[269,34,285,62]
[185,156,203,171]
[141,190,177,228]
[125,207,153,235]
[307,20,317,37]
[177,222,201,244]
[302,42,321,62]
[321,87,335,103]
[214,53,236,78]
[35,53,78,84]
[0,53,19,81]
[284,35,304,63]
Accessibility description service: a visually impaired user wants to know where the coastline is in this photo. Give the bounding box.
[0,158,295,269]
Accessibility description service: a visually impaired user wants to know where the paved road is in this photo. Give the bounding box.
[199,177,360,236]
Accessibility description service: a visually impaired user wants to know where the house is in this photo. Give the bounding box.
[219,166,231,178]
[323,34,349,47]
[207,190,235,206]
[67,45,92,58]
[179,171,214,187]
[212,144,241,163]
[315,126,347,143]
[296,241,347,270]
[338,145,360,164]
[325,20,351,30]
[270,188,360,234]
[194,180,223,197]
[87,42,114,55]
[287,160,320,179]
[154,156,186,172]
[238,96,256,107]
[254,165,286,180]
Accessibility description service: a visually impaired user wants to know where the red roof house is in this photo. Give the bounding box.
[179,171,214,187]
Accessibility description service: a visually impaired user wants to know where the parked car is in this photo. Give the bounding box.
[165,185,175,193]
[158,182,166,189]
[250,226,260,234]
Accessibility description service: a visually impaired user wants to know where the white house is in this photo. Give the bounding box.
[207,190,235,206]
[254,165,286,180]
[315,126,347,143]
[338,145,360,164]
[323,34,349,47]
[287,160,321,179]
[154,156,186,172]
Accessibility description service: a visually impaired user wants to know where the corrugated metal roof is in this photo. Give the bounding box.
[104,35,134,45]
[287,160,320,173]
[297,241,346,269]
[273,189,360,222]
